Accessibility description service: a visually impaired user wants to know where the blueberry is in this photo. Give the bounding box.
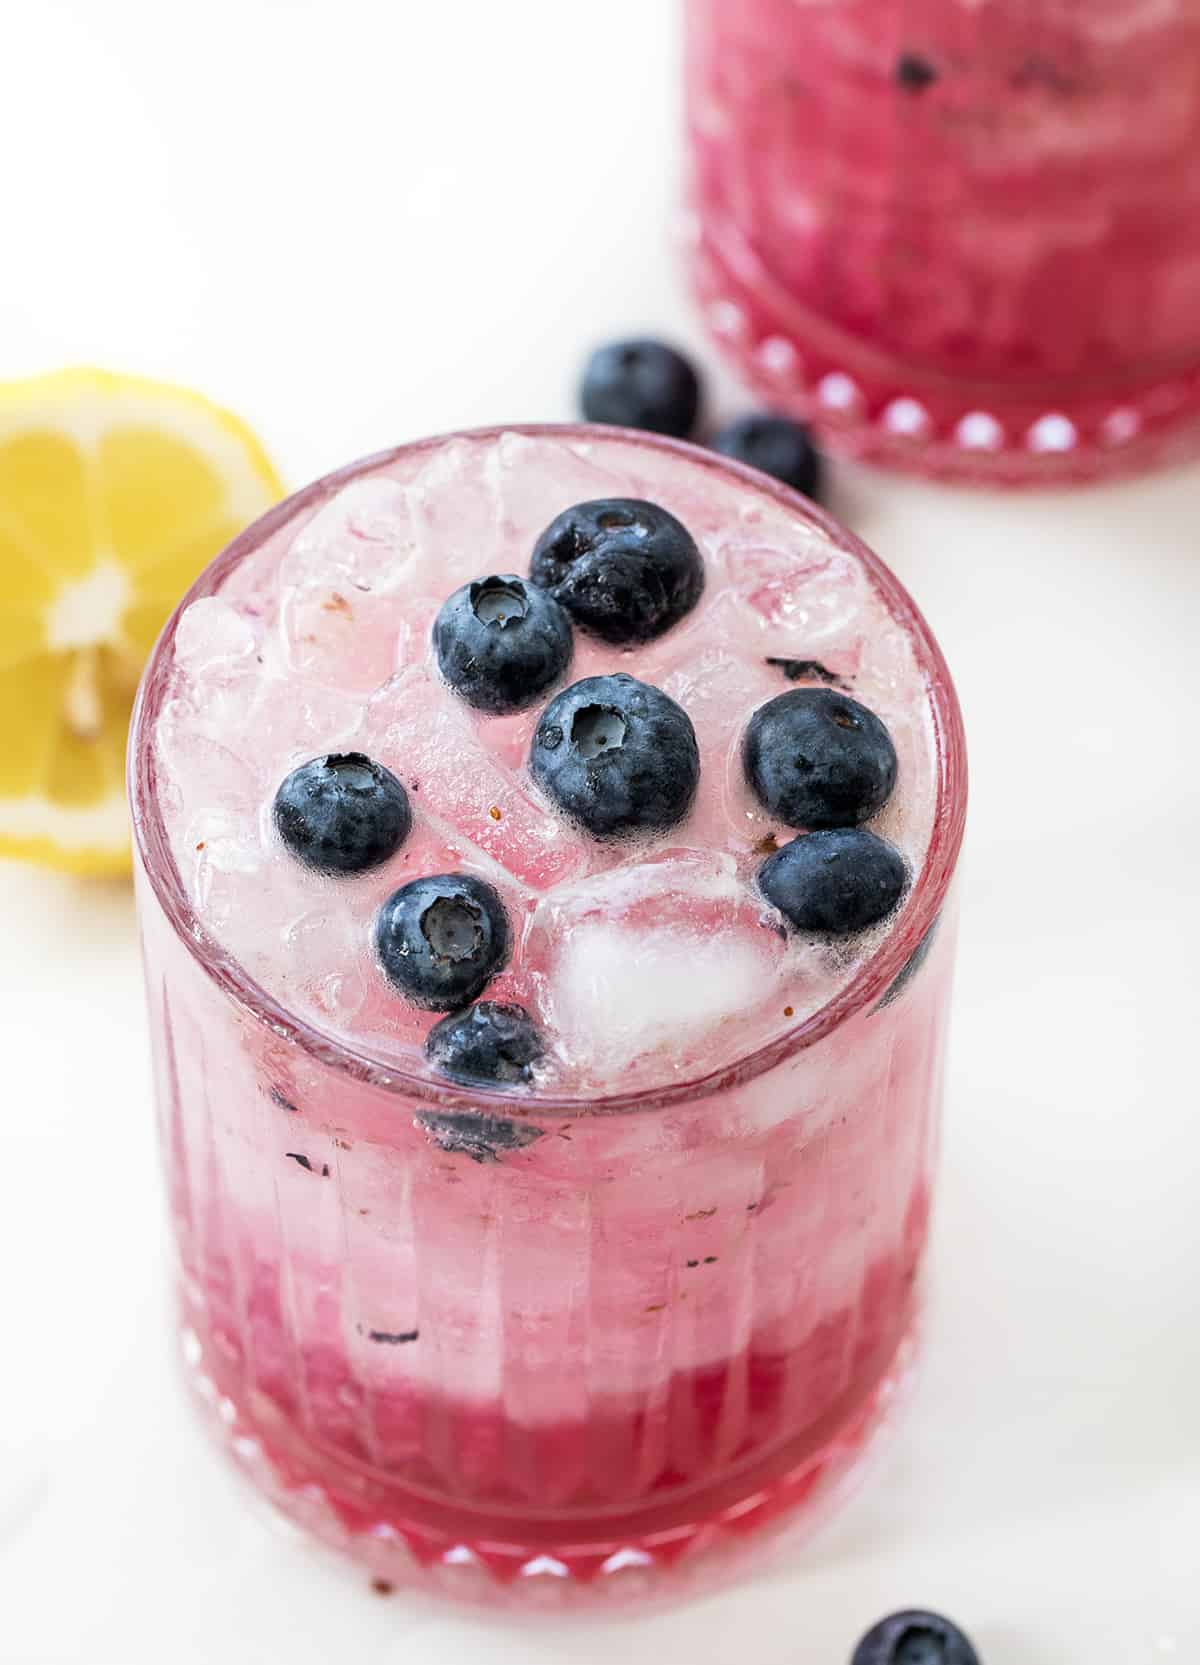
[415,1110,544,1164]
[425,1001,544,1088]
[273,753,411,875]
[531,673,699,840]
[851,1610,979,1665]
[877,914,941,1008]
[742,687,897,829]
[895,53,939,92]
[375,874,510,1010]
[580,338,701,438]
[530,498,704,645]
[712,413,824,500]
[759,828,907,935]
[432,574,572,714]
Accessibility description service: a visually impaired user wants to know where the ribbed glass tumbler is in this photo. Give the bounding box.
[129,429,966,1608]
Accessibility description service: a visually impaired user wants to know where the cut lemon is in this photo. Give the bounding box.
[0,368,283,876]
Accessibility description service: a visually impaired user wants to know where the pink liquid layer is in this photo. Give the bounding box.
[180,1275,918,1600]
[687,0,1200,482]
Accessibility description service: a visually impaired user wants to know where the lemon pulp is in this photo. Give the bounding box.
[0,369,283,875]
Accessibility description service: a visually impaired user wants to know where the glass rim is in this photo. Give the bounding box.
[128,421,967,1119]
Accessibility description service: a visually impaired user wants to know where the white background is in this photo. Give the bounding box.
[2,3,1199,1661]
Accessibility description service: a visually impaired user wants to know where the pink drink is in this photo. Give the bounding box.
[687,0,1200,483]
[130,425,965,1605]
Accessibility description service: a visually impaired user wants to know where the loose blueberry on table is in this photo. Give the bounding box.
[713,412,824,501]
[579,337,701,438]
[851,1609,980,1665]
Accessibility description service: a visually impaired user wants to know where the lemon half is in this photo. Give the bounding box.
[0,368,283,875]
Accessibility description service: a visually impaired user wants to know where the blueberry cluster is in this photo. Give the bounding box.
[272,485,905,1090]
[272,497,706,1089]
[579,335,824,501]
[745,685,906,935]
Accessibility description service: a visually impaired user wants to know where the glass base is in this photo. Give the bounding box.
[179,1318,918,1611]
[691,222,1200,487]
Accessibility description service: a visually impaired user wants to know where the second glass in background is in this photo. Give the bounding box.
[687,0,1200,483]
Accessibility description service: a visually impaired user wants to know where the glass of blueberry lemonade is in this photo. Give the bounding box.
[129,423,966,1606]
[687,0,1200,483]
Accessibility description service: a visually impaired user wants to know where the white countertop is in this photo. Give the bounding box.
[2,3,1198,1661]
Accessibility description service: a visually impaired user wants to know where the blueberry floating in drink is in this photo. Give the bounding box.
[760,828,907,936]
[433,574,572,713]
[530,672,700,839]
[415,1109,545,1164]
[530,497,704,645]
[424,1001,545,1088]
[743,686,898,829]
[375,873,510,1010]
[273,752,411,875]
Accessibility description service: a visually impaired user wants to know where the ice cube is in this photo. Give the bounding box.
[278,580,411,691]
[167,597,265,740]
[492,432,626,540]
[275,479,434,690]
[365,668,589,890]
[531,851,786,1079]
[186,808,268,943]
[187,807,261,875]
[659,632,782,851]
[281,478,418,594]
[282,905,371,1026]
[156,698,259,812]
[721,535,868,641]
[253,678,367,776]
[174,597,256,670]
[401,438,509,594]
